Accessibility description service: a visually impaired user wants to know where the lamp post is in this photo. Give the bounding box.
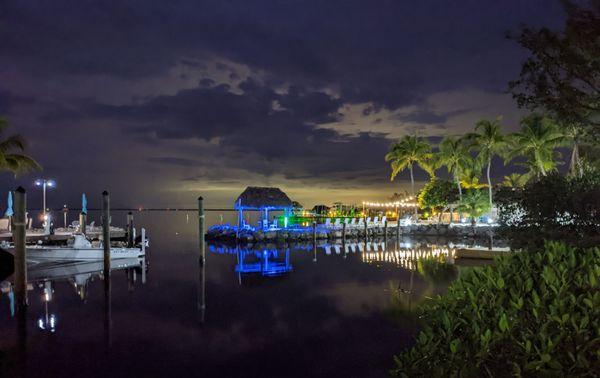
[34,179,56,216]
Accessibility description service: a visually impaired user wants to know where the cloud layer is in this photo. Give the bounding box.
[0,0,565,207]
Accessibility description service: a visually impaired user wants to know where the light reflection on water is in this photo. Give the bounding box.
[0,212,487,378]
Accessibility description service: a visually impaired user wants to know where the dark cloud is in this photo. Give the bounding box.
[0,0,567,206]
[75,78,390,181]
[395,107,479,125]
[0,0,565,109]
[148,157,200,167]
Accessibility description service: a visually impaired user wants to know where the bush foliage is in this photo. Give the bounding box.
[393,242,600,377]
[417,179,458,219]
[496,168,600,249]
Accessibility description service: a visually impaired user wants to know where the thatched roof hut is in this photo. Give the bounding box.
[234,186,293,210]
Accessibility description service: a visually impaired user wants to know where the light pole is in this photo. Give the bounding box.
[35,179,56,217]
[35,179,56,215]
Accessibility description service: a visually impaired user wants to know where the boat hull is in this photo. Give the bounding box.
[25,247,144,263]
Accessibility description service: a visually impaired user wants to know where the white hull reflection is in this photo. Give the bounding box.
[28,258,143,282]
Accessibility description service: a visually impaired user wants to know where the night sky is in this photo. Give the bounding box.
[0,1,566,209]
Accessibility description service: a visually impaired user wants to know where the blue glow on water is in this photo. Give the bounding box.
[235,248,292,276]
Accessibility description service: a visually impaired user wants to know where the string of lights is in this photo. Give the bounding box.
[362,198,417,208]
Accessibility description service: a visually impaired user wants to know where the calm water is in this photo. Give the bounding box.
[0,212,461,378]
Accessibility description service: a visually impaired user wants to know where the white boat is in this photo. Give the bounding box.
[1,229,147,263]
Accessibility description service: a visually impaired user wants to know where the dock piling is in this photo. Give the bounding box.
[342,221,346,242]
[198,197,205,264]
[80,212,87,234]
[126,212,134,248]
[13,187,27,309]
[312,221,317,262]
[102,191,111,277]
[384,220,388,243]
[364,216,368,240]
[63,205,68,228]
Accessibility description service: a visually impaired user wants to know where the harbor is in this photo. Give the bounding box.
[0,209,486,377]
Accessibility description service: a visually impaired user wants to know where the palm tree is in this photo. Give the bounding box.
[0,118,41,176]
[385,135,433,214]
[456,190,491,227]
[562,123,585,177]
[501,173,529,189]
[435,136,471,201]
[507,114,564,178]
[464,118,506,209]
[459,159,487,190]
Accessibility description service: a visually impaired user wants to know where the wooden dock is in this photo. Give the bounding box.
[455,247,511,260]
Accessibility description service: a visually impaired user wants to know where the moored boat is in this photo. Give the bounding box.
[0,229,147,263]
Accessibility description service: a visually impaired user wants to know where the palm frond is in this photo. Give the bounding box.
[386,134,432,181]
[0,134,26,153]
[2,154,42,176]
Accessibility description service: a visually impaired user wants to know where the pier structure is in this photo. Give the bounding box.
[207,220,497,243]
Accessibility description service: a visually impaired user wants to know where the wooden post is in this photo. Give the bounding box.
[196,209,208,321]
[80,212,87,234]
[13,187,27,309]
[141,256,147,284]
[126,212,134,247]
[63,205,68,228]
[312,221,317,263]
[364,216,368,240]
[397,214,401,239]
[102,191,111,277]
[342,221,347,259]
[384,220,388,244]
[198,197,205,264]
[197,254,206,324]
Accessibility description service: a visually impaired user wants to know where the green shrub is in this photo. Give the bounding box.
[496,168,600,249]
[417,179,458,220]
[393,242,600,377]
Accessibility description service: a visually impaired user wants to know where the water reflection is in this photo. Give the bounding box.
[197,255,206,324]
[209,240,456,275]
[208,240,461,328]
[0,211,499,378]
[1,257,146,326]
[361,243,455,271]
[38,281,56,332]
[210,245,293,280]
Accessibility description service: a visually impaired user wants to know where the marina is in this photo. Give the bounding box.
[0,211,477,378]
[1,2,597,375]
[207,186,500,245]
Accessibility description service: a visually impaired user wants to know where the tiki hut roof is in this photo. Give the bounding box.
[235,187,293,209]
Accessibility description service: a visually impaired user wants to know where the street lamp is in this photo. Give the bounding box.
[34,179,56,216]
